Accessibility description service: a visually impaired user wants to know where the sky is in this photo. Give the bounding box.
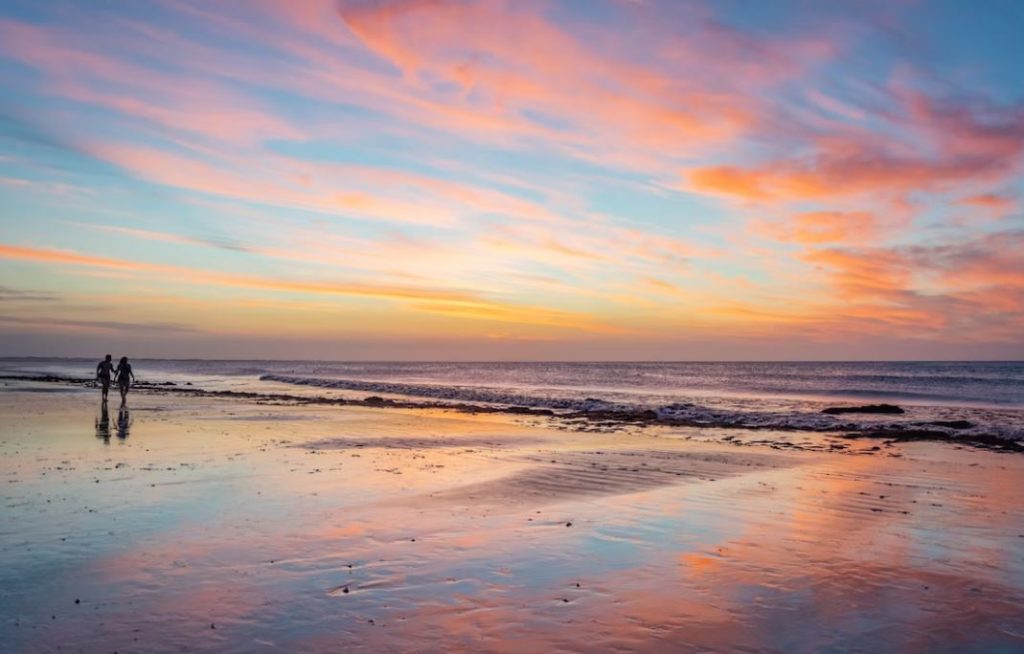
[0,0,1022,361]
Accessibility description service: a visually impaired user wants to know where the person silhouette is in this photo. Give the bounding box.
[115,356,135,404]
[96,354,115,401]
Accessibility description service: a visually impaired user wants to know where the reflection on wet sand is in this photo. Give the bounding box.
[95,400,111,442]
[2,392,1023,653]
[116,405,131,440]
[94,401,130,442]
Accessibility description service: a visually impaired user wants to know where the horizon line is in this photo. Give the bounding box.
[2,356,1022,364]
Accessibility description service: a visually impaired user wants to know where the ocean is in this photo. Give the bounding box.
[3,358,1023,440]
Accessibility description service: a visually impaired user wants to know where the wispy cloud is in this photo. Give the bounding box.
[0,313,199,334]
[0,285,58,302]
[81,224,252,252]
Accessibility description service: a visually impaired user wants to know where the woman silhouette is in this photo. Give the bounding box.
[115,356,135,404]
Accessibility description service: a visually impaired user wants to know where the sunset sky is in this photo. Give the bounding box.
[1,0,1022,360]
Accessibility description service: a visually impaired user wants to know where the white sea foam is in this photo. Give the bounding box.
[258,373,1024,441]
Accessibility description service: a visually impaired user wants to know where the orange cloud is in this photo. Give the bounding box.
[688,165,772,201]
[639,277,682,293]
[802,247,911,300]
[791,230,1024,340]
[762,211,882,245]
[0,244,146,270]
[957,193,1018,214]
[686,95,1024,203]
[688,147,1013,202]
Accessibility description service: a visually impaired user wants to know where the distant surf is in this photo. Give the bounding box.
[258,372,1024,442]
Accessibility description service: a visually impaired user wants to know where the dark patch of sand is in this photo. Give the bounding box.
[428,447,795,505]
[296,436,548,451]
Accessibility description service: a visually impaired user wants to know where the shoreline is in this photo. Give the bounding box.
[4,373,1022,453]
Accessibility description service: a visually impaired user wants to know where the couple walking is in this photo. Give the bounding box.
[96,355,135,403]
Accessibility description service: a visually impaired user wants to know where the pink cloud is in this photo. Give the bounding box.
[332,0,835,158]
[757,211,883,245]
[0,19,302,145]
[1,3,840,175]
[686,92,1024,203]
[797,230,1024,339]
[957,193,1019,215]
[82,142,518,228]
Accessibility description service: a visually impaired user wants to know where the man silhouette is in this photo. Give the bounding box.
[96,354,115,401]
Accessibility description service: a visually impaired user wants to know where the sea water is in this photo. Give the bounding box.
[3,359,1023,440]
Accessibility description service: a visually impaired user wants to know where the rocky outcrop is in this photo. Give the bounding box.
[928,420,973,430]
[822,404,904,415]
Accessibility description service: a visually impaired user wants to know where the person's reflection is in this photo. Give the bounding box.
[95,400,111,443]
[117,405,132,440]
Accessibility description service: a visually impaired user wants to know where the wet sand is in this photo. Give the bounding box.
[1,383,1023,653]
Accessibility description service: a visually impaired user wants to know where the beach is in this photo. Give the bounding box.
[2,378,1023,653]
[3,0,1023,651]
